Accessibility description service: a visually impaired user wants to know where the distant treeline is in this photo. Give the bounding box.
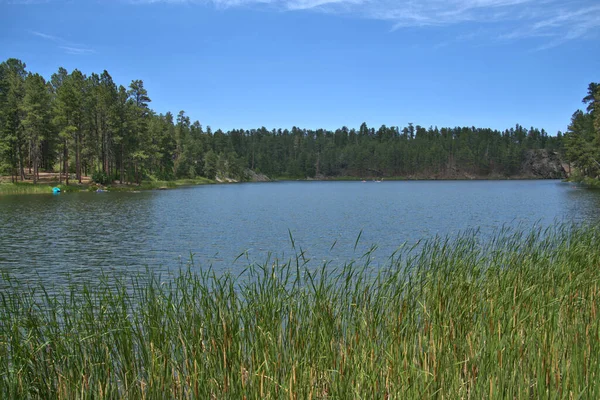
[1,58,565,184]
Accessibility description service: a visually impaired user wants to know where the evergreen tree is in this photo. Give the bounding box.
[127,80,151,183]
[0,58,27,181]
[564,82,600,179]
[22,73,52,183]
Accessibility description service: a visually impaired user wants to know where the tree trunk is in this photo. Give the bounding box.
[59,152,63,184]
[120,144,125,184]
[104,143,109,177]
[28,140,32,175]
[103,120,110,177]
[79,134,83,184]
[33,144,38,185]
[64,140,69,186]
[75,132,81,184]
[18,144,25,181]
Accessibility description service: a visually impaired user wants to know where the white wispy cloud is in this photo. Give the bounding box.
[129,0,600,47]
[496,3,600,49]
[59,46,96,55]
[30,30,61,41]
[1,0,52,4]
[29,30,95,55]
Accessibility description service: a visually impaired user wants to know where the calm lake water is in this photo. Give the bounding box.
[1,180,599,284]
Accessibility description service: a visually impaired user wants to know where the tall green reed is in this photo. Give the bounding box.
[1,224,599,398]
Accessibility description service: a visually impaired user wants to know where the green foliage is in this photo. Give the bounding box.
[564,82,600,180]
[91,170,110,185]
[1,57,566,184]
[22,73,52,183]
[203,149,217,179]
[0,59,27,180]
[2,224,600,397]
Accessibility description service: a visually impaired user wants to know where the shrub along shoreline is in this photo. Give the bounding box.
[1,224,600,398]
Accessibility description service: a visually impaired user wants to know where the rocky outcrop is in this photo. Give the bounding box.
[245,169,271,182]
[520,149,567,179]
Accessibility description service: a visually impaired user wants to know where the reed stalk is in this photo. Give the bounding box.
[1,224,599,398]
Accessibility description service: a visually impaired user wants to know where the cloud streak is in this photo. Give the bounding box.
[29,30,95,55]
[59,46,95,55]
[1,0,52,4]
[130,0,600,47]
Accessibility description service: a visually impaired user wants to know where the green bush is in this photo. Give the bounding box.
[92,170,110,185]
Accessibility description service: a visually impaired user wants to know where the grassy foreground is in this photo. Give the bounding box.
[2,225,600,399]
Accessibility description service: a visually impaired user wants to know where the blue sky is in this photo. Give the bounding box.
[1,0,599,134]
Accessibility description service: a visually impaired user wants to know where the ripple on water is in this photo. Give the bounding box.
[0,180,599,288]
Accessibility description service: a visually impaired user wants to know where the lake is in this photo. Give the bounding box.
[1,180,599,284]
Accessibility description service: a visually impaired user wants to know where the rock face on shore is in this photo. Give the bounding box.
[520,149,567,179]
[245,169,271,182]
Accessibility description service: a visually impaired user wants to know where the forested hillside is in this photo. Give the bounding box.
[1,58,565,184]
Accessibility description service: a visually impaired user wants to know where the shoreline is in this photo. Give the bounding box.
[0,177,216,196]
[0,174,572,196]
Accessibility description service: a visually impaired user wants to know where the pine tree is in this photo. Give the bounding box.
[0,58,27,181]
[22,73,52,183]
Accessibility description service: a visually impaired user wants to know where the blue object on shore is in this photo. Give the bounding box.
[52,187,61,194]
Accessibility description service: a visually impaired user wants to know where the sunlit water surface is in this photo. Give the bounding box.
[1,180,599,285]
